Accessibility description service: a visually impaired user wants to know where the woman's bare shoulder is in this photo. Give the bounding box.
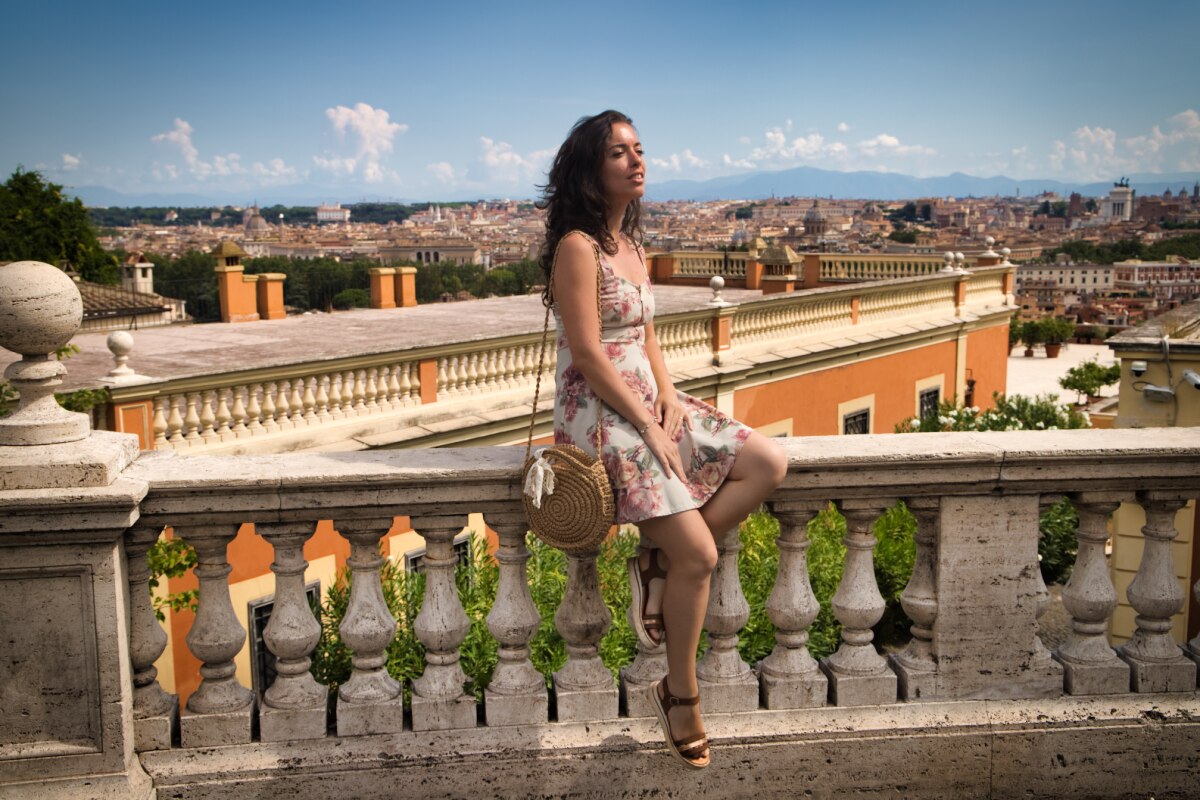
[554,232,599,277]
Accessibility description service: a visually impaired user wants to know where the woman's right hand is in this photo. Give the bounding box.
[642,422,687,483]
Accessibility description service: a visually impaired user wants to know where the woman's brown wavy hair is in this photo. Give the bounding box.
[536,110,643,306]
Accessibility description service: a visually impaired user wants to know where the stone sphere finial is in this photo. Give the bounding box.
[0,261,90,445]
[106,330,135,379]
[985,236,996,248]
[1001,247,1012,261]
[0,261,84,357]
[708,275,731,307]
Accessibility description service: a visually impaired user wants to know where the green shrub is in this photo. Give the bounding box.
[1039,498,1079,585]
[308,508,918,700]
[331,288,371,309]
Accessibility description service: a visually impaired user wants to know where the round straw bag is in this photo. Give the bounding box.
[521,232,615,553]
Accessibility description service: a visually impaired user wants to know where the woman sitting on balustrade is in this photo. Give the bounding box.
[538,110,787,769]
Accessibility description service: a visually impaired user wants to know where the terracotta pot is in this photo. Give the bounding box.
[1024,348,1035,357]
[1045,343,1062,358]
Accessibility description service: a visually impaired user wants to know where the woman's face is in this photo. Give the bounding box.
[599,121,644,206]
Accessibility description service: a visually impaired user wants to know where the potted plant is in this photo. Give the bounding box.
[1020,320,1044,357]
[1040,317,1076,358]
[1059,359,1122,404]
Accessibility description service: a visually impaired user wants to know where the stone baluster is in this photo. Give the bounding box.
[821,502,898,705]
[198,391,217,443]
[1055,494,1130,694]
[245,383,264,433]
[176,524,255,746]
[230,386,249,436]
[124,524,178,750]
[213,388,232,439]
[759,503,828,708]
[289,379,306,425]
[182,393,201,442]
[166,396,185,444]
[697,525,759,712]
[498,347,515,390]
[327,373,344,419]
[462,353,477,394]
[274,379,292,428]
[363,367,379,411]
[620,541,669,719]
[335,518,404,736]
[300,377,317,422]
[483,519,547,725]
[261,381,279,432]
[352,369,367,411]
[1117,492,1197,692]
[890,500,940,700]
[1187,575,1200,672]
[553,546,618,722]
[438,357,453,397]
[409,361,422,404]
[152,397,168,449]
[399,361,414,405]
[411,516,476,731]
[315,375,331,421]
[257,522,327,741]
[384,365,401,408]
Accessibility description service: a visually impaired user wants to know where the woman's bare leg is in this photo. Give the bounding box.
[636,509,717,749]
[698,431,788,538]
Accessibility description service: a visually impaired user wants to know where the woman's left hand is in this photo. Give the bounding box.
[655,393,690,441]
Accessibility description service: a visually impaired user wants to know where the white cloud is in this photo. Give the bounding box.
[426,161,463,184]
[651,148,709,173]
[61,153,82,171]
[475,137,552,185]
[317,102,407,183]
[856,133,936,157]
[738,136,752,145]
[723,153,757,170]
[151,117,296,185]
[1046,109,1200,180]
[837,122,851,133]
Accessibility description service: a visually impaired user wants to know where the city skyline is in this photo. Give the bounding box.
[3,0,1199,203]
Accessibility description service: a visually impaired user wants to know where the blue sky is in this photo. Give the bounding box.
[3,0,1198,202]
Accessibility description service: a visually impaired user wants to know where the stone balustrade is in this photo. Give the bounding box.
[672,252,750,278]
[98,267,1009,456]
[818,253,960,282]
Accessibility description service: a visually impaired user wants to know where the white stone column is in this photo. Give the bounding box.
[177,523,256,746]
[257,521,328,742]
[484,519,547,726]
[410,515,476,731]
[820,502,897,706]
[553,546,618,722]
[891,500,939,700]
[1054,494,1130,694]
[696,526,759,712]
[335,517,403,736]
[759,502,827,709]
[124,524,178,751]
[1118,492,1197,692]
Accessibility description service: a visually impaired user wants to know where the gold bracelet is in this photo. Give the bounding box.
[636,420,653,435]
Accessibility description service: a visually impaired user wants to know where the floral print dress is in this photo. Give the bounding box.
[552,234,752,524]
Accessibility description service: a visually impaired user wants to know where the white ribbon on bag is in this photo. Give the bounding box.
[523,449,556,509]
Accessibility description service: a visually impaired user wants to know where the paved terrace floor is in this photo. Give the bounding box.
[12,284,766,392]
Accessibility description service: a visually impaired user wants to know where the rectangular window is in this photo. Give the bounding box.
[247,582,322,700]
[843,409,870,435]
[919,387,940,418]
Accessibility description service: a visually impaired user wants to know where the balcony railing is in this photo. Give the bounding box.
[102,430,1200,794]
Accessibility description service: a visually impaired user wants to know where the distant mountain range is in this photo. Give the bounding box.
[66,167,1200,208]
[645,167,1200,203]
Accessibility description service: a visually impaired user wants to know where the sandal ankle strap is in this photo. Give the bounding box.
[661,677,700,707]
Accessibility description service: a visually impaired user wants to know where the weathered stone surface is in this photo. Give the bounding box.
[1056,656,1131,696]
[553,683,619,723]
[136,695,1200,800]
[335,695,405,737]
[484,692,548,727]
[259,703,328,743]
[180,703,255,748]
[133,699,177,752]
[0,431,139,491]
[1119,653,1197,693]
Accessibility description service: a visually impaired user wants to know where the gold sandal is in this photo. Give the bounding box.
[648,677,710,770]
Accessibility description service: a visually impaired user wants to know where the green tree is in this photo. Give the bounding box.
[1059,359,1121,403]
[0,167,118,284]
